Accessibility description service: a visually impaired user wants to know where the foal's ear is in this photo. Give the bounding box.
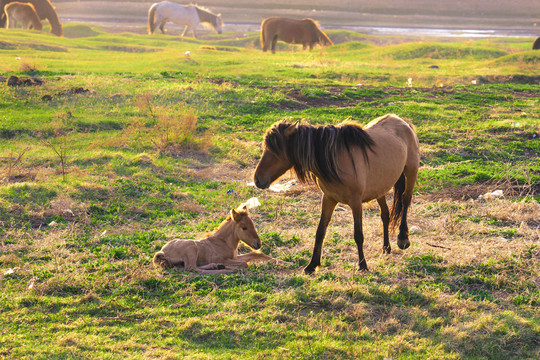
[230,209,242,222]
[238,204,248,213]
[284,121,299,137]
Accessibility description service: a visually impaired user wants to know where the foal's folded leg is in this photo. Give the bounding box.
[235,252,292,265]
[198,263,226,270]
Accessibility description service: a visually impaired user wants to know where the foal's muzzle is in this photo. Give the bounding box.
[252,239,261,250]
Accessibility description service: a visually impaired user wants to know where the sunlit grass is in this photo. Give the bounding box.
[0,25,538,359]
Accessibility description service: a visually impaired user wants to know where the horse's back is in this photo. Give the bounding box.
[365,114,417,144]
[262,17,303,36]
[341,115,418,201]
[364,114,420,174]
[154,1,197,24]
[262,17,327,45]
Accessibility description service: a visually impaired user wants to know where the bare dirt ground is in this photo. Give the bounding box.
[53,0,540,37]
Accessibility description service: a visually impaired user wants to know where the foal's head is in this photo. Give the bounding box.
[229,205,261,249]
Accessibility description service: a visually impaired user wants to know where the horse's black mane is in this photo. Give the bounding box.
[264,120,374,184]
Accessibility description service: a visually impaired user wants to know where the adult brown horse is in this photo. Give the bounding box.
[0,0,62,36]
[254,114,420,274]
[260,17,333,53]
[4,2,42,31]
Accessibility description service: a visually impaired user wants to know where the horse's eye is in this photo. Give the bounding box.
[241,227,247,231]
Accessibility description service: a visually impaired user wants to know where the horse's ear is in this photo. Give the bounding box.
[284,121,299,137]
[230,209,241,222]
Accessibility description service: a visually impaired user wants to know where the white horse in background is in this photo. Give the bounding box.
[148,1,223,39]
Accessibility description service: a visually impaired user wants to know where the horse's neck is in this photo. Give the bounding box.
[195,8,213,25]
[208,220,239,251]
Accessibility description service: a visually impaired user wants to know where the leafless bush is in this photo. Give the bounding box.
[19,62,37,73]
[0,147,34,184]
[42,113,73,181]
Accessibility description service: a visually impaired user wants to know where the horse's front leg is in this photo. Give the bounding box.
[198,263,225,270]
[304,195,337,275]
[181,25,189,37]
[352,203,368,271]
[377,196,391,254]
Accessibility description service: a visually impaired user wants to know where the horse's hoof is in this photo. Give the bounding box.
[382,246,391,254]
[397,237,410,250]
[358,264,369,272]
[304,264,319,275]
[217,264,225,270]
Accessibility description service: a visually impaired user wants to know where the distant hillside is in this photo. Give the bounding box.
[54,0,540,31]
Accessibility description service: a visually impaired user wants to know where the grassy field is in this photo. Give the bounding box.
[0,25,539,359]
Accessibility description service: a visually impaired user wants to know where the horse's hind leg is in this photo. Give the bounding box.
[351,203,369,271]
[397,167,418,250]
[377,196,391,254]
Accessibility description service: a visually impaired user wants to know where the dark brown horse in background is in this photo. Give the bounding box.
[254,114,420,274]
[0,0,62,36]
[533,37,540,50]
[260,17,333,53]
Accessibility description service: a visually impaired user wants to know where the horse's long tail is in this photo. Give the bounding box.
[148,3,157,34]
[0,0,7,28]
[260,25,265,50]
[260,19,268,51]
[389,173,406,230]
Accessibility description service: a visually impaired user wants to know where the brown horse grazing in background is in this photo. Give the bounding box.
[254,114,420,274]
[0,0,62,36]
[260,17,333,53]
[4,2,42,30]
[154,205,284,273]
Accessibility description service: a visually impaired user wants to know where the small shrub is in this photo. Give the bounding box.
[19,62,37,73]
[151,109,211,155]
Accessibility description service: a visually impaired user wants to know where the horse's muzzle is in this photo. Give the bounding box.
[252,240,261,250]
[254,177,270,189]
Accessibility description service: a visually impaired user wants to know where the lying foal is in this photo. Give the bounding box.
[153,205,282,273]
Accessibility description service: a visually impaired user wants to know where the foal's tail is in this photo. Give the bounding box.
[389,173,406,231]
[148,3,157,34]
[153,251,170,269]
